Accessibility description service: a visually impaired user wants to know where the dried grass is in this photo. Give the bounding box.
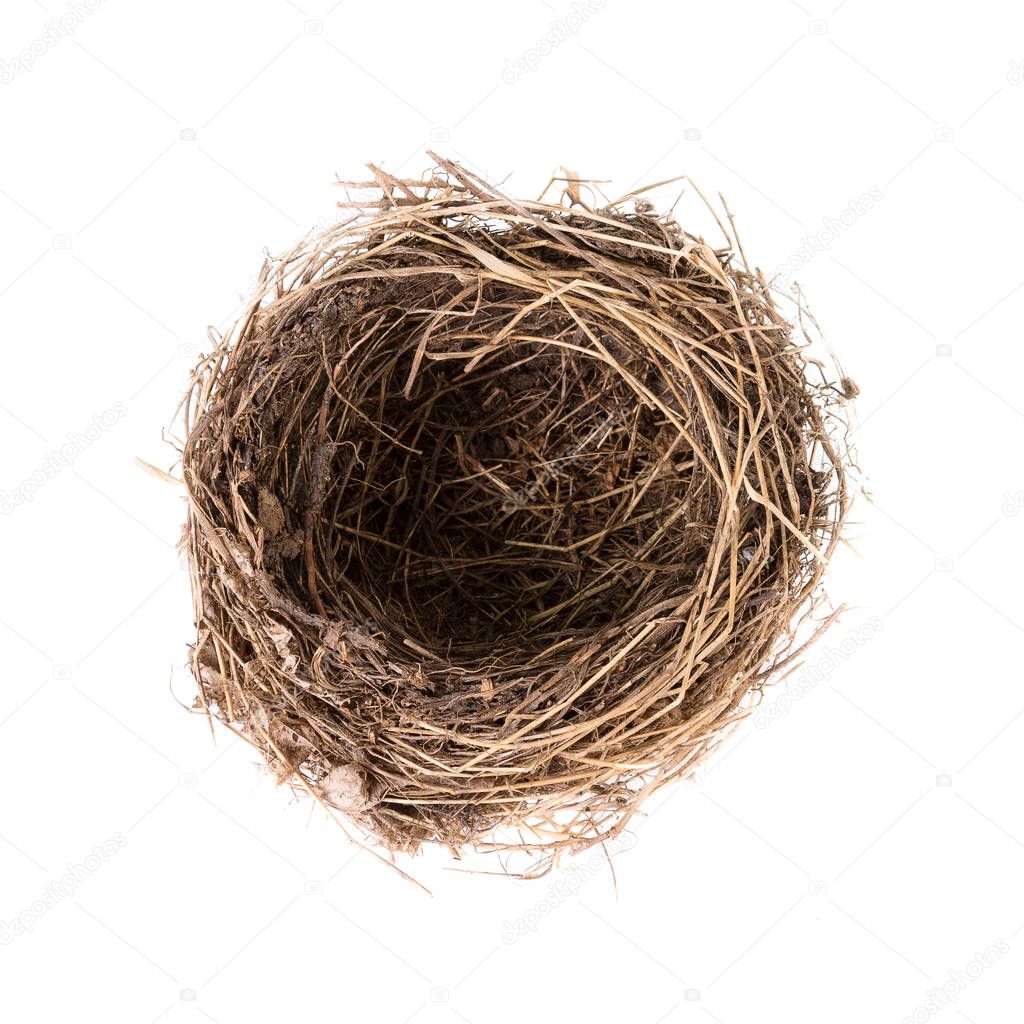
[178,155,854,872]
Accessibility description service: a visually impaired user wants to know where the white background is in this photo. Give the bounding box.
[2,1,1023,1021]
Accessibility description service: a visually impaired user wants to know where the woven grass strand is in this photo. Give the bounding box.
[179,156,852,870]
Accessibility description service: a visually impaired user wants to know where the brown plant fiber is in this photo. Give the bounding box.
[179,156,852,868]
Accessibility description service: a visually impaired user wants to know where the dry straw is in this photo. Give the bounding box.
[178,155,854,873]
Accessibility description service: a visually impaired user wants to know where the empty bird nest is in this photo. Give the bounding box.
[177,154,854,873]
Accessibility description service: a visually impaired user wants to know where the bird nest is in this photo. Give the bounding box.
[178,155,853,871]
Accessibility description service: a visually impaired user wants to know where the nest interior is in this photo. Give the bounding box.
[180,156,851,865]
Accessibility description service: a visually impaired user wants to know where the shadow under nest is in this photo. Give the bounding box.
[180,158,851,868]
